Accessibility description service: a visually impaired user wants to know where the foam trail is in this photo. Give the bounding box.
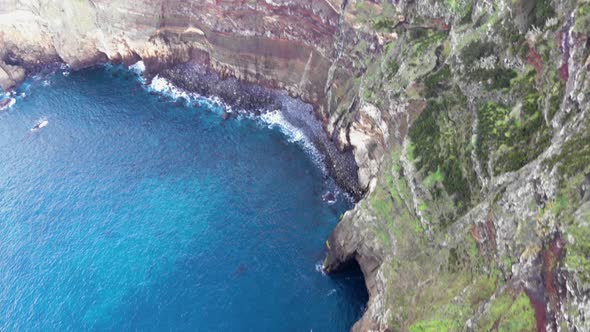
[129,61,145,75]
[0,97,16,111]
[259,110,326,173]
[131,64,325,174]
[149,75,192,101]
[315,261,327,276]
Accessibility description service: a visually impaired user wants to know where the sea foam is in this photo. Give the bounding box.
[259,110,326,173]
[126,60,332,182]
[128,60,324,171]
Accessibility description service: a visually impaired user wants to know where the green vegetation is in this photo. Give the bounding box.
[460,40,497,65]
[548,80,565,120]
[551,195,569,216]
[459,3,474,24]
[341,0,587,328]
[409,96,476,217]
[373,17,396,31]
[423,65,451,98]
[386,61,400,80]
[412,30,448,54]
[369,151,424,247]
[476,71,552,175]
[547,122,590,179]
[574,1,590,33]
[476,291,536,331]
[544,117,590,282]
[409,316,463,332]
[468,68,518,91]
[424,168,444,189]
[405,271,501,332]
[566,213,590,283]
[526,0,556,29]
[369,2,398,32]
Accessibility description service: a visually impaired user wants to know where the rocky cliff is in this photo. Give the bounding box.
[1,0,590,331]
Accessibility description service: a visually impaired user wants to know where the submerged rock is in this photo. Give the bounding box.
[322,191,336,204]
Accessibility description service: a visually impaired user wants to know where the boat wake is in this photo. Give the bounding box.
[31,119,48,131]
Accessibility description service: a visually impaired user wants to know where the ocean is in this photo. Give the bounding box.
[0,65,367,331]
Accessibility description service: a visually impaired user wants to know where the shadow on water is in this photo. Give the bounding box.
[93,245,370,331]
[329,258,370,314]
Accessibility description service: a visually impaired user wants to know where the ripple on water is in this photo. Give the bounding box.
[0,65,368,331]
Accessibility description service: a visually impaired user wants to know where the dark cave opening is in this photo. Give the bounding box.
[329,256,370,320]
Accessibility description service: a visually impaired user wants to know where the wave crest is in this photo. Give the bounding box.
[131,62,326,175]
[259,110,325,173]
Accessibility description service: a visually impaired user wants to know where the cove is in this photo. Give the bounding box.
[0,66,367,331]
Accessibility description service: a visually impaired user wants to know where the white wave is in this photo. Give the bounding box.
[129,60,145,75]
[315,260,327,276]
[129,61,147,84]
[260,110,306,143]
[259,110,325,172]
[142,72,327,174]
[149,75,192,102]
[146,75,230,115]
[326,289,336,296]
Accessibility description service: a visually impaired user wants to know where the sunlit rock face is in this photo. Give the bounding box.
[0,0,349,125]
[0,0,374,197]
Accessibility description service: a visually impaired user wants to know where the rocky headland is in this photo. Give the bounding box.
[1,0,590,331]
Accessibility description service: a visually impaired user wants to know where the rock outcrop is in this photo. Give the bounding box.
[2,0,590,331]
[323,0,590,331]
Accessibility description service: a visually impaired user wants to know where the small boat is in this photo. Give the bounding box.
[31,120,48,131]
[0,97,15,111]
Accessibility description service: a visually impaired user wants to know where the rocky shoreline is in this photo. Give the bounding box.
[157,60,365,198]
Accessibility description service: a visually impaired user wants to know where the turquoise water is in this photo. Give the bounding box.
[0,67,367,331]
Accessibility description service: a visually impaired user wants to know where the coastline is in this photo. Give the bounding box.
[0,63,368,331]
[2,55,366,198]
[5,1,588,330]
[0,7,383,321]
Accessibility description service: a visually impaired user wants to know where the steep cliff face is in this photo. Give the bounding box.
[323,0,590,331]
[0,0,375,196]
[0,0,348,126]
[1,0,590,331]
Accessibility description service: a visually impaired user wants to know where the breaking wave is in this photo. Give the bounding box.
[129,61,325,173]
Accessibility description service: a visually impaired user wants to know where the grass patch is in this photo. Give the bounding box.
[409,96,475,218]
[468,68,518,91]
[477,291,536,331]
[476,72,552,175]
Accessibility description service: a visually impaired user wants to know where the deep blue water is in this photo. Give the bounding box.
[0,67,367,331]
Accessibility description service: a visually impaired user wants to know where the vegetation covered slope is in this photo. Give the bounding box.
[324,0,590,331]
[1,0,589,330]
